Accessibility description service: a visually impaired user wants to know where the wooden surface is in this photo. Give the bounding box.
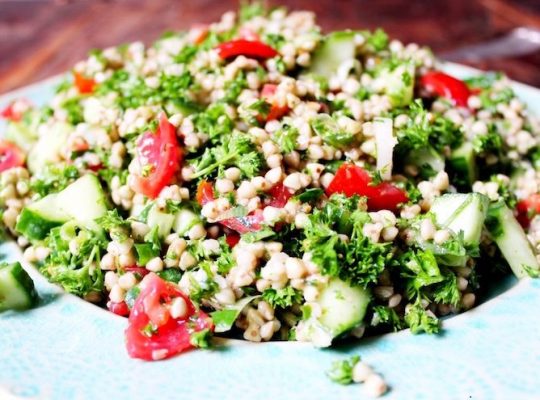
[1,0,539,94]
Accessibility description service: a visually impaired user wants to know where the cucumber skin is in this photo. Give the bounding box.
[16,208,65,240]
[486,201,540,278]
[0,262,38,311]
[317,278,371,337]
[307,31,356,79]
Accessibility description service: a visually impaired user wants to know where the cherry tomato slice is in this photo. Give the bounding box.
[326,163,408,211]
[73,71,97,94]
[225,232,241,248]
[125,273,213,361]
[516,194,540,228]
[216,39,278,60]
[420,71,471,108]
[0,140,25,172]
[1,99,31,122]
[220,210,264,234]
[267,183,294,208]
[132,114,183,199]
[107,301,130,316]
[196,180,215,206]
[261,84,289,121]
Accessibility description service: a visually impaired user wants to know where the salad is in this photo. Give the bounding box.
[1,2,539,392]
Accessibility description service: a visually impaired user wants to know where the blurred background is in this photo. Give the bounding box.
[0,0,539,93]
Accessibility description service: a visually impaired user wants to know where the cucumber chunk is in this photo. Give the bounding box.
[16,174,107,240]
[431,193,489,246]
[6,120,38,153]
[173,209,201,236]
[377,61,415,107]
[448,142,476,187]
[0,262,38,311]
[146,204,176,238]
[486,201,540,278]
[306,31,356,79]
[406,146,445,178]
[27,121,72,174]
[299,278,370,347]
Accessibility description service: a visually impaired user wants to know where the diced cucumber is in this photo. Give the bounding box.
[300,278,370,347]
[16,194,70,240]
[306,31,356,79]
[431,193,489,246]
[448,142,476,187]
[486,201,540,278]
[317,278,370,335]
[146,204,176,238]
[16,174,107,239]
[377,61,415,107]
[406,146,445,177]
[55,174,107,229]
[173,209,201,236]
[27,121,72,174]
[0,262,38,311]
[5,120,38,153]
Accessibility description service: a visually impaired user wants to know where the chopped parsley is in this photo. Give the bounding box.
[326,355,360,385]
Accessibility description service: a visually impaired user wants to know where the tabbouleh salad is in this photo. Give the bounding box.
[0,3,539,396]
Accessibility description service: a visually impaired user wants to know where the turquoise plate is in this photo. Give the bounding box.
[1,64,539,400]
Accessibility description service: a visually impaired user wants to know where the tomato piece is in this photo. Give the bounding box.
[132,114,183,199]
[420,71,471,108]
[124,266,150,277]
[261,84,289,121]
[188,23,209,44]
[220,210,264,234]
[326,163,408,211]
[225,232,241,248]
[196,180,215,206]
[196,181,289,234]
[216,39,278,60]
[516,194,540,228]
[0,140,25,172]
[1,99,31,122]
[125,273,213,361]
[108,301,130,316]
[73,71,96,94]
[267,183,294,208]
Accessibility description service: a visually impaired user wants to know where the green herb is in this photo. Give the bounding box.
[242,228,276,243]
[326,355,360,385]
[61,97,84,125]
[262,286,302,308]
[210,295,260,332]
[174,44,199,64]
[193,103,234,144]
[404,303,440,334]
[295,188,324,203]
[311,114,356,148]
[190,328,212,348]
[273,124,299,153]
[30,164,79,198]
[157,269,183,283]
[263,33,286,49]
[303,195,392,287]
[41,226,106,296]
[372,305,403,331]
[125,286,141,309]
[189,132,262,179]
[223,72,248,104]
[239,0,266,22]
[365,28,388,52]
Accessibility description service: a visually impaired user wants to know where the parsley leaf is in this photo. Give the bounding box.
[189,132,262,179]
[273,123,299,153]
[326,355,360,385]
[262,286,302,308]
[404,303,440,334]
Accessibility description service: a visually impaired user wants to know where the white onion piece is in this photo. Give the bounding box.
[374,117,396,181]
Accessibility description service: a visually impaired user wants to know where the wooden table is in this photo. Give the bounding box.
[1,0,539,93]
